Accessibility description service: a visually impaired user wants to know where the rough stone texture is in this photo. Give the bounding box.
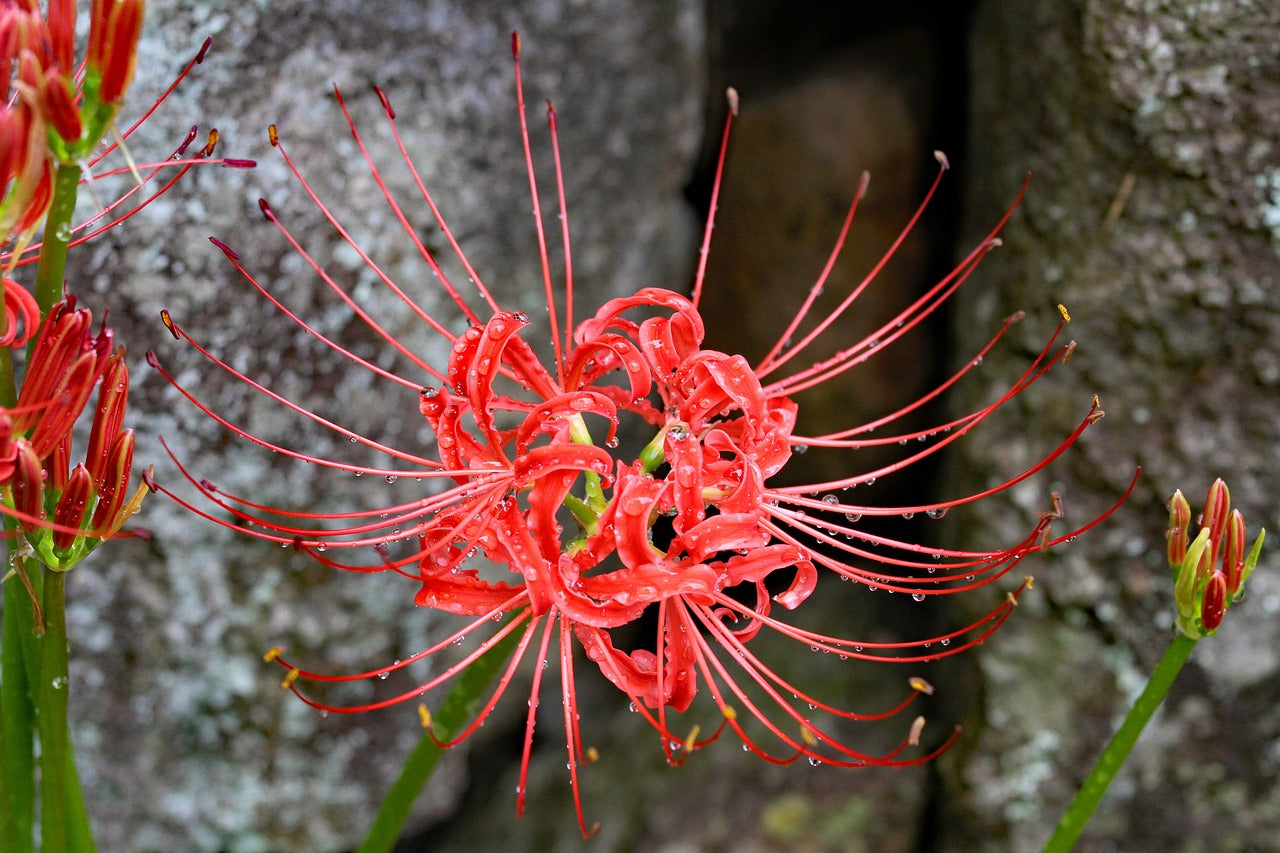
[943,1,1280,850]
[52,1,706,849]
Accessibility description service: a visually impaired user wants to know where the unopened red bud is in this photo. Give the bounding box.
[92,429,133,533]
[1201,570,1227,632]
[26,349,100,459]
[52,463,93,552]
[0,111,21,183]
[1201,478,1230,566]
[1166,489,1191,570]
[11,440,44,528]
[90,0,144,104]
[0,414,15,483]
[1221,510,1247,596]
[48,431,71,493]
[41,71,82,143]
[18,303,91,416]
[47,0,76,73]
[85,350,129,487]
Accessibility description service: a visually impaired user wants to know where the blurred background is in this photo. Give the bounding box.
[45,0,1280,850]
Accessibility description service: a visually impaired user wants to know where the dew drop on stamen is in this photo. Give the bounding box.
[912,593,925,602]
[926,507,948,519]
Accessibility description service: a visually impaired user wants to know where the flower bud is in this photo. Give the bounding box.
[1221,510,1246,596]
[91,429,133,534]
[11,439,44,526]
[87,0,144,105]
[1166,489,1190,570]
[51,462,92,553]
[1201,478,1230,567]
[39,69,81,143]
[1200,570,1227,632]
[46,0,76,73]
[85,349,128,487]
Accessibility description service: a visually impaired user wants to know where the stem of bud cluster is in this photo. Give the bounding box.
[1044,633,1197,852]
[34,569,94,851]
[4,128,95,852]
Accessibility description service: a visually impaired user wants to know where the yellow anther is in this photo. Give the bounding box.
[909,676,935,696]
[908,715,926,747]
[1024,576,1035,589]
[721,705,738,722]
[682,725,702,753]
[418,704,432,730]
[1057,303,1071,323]
[800,726,818,747]
[585,746,599,763]
[263,646,284,663]
[280,668,300,690]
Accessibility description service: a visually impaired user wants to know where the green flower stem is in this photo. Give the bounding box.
[1044,632,1198,852]
[358,619,525,853]
[0,324,28,851]
[36,570,95,852]
[32,161,83,317]
[3,152,86,852]
[1,567,40,853]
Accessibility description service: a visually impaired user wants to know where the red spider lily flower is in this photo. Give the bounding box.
[1,297,146,566]
[2,4,254,260]
[149,35,1132,836]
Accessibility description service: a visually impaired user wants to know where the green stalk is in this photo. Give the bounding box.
[357,619,525,853]
[32,161,83,317]
[36,570,95,852]
[3,155,90,851]
[0,264,32,850]
[1043,633,1197,852]
[1,570,39,853]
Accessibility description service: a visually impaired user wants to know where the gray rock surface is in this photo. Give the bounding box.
[945,1,1280,850]
[57,1,706,849]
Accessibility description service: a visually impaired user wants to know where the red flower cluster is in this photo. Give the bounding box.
[150,35,1129,834]
[0,297,143,567]
[2,0,253,267]
[3,0,143,246]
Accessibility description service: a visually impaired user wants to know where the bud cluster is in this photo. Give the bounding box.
[1,297,143,569]
[1167,479,1265,637]
[2,0,145,247]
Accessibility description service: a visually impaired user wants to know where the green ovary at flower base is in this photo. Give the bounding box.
[149,34,1133,838]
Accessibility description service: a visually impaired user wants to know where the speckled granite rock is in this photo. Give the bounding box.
[942,2,1280,850]
[55,1,706,849]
